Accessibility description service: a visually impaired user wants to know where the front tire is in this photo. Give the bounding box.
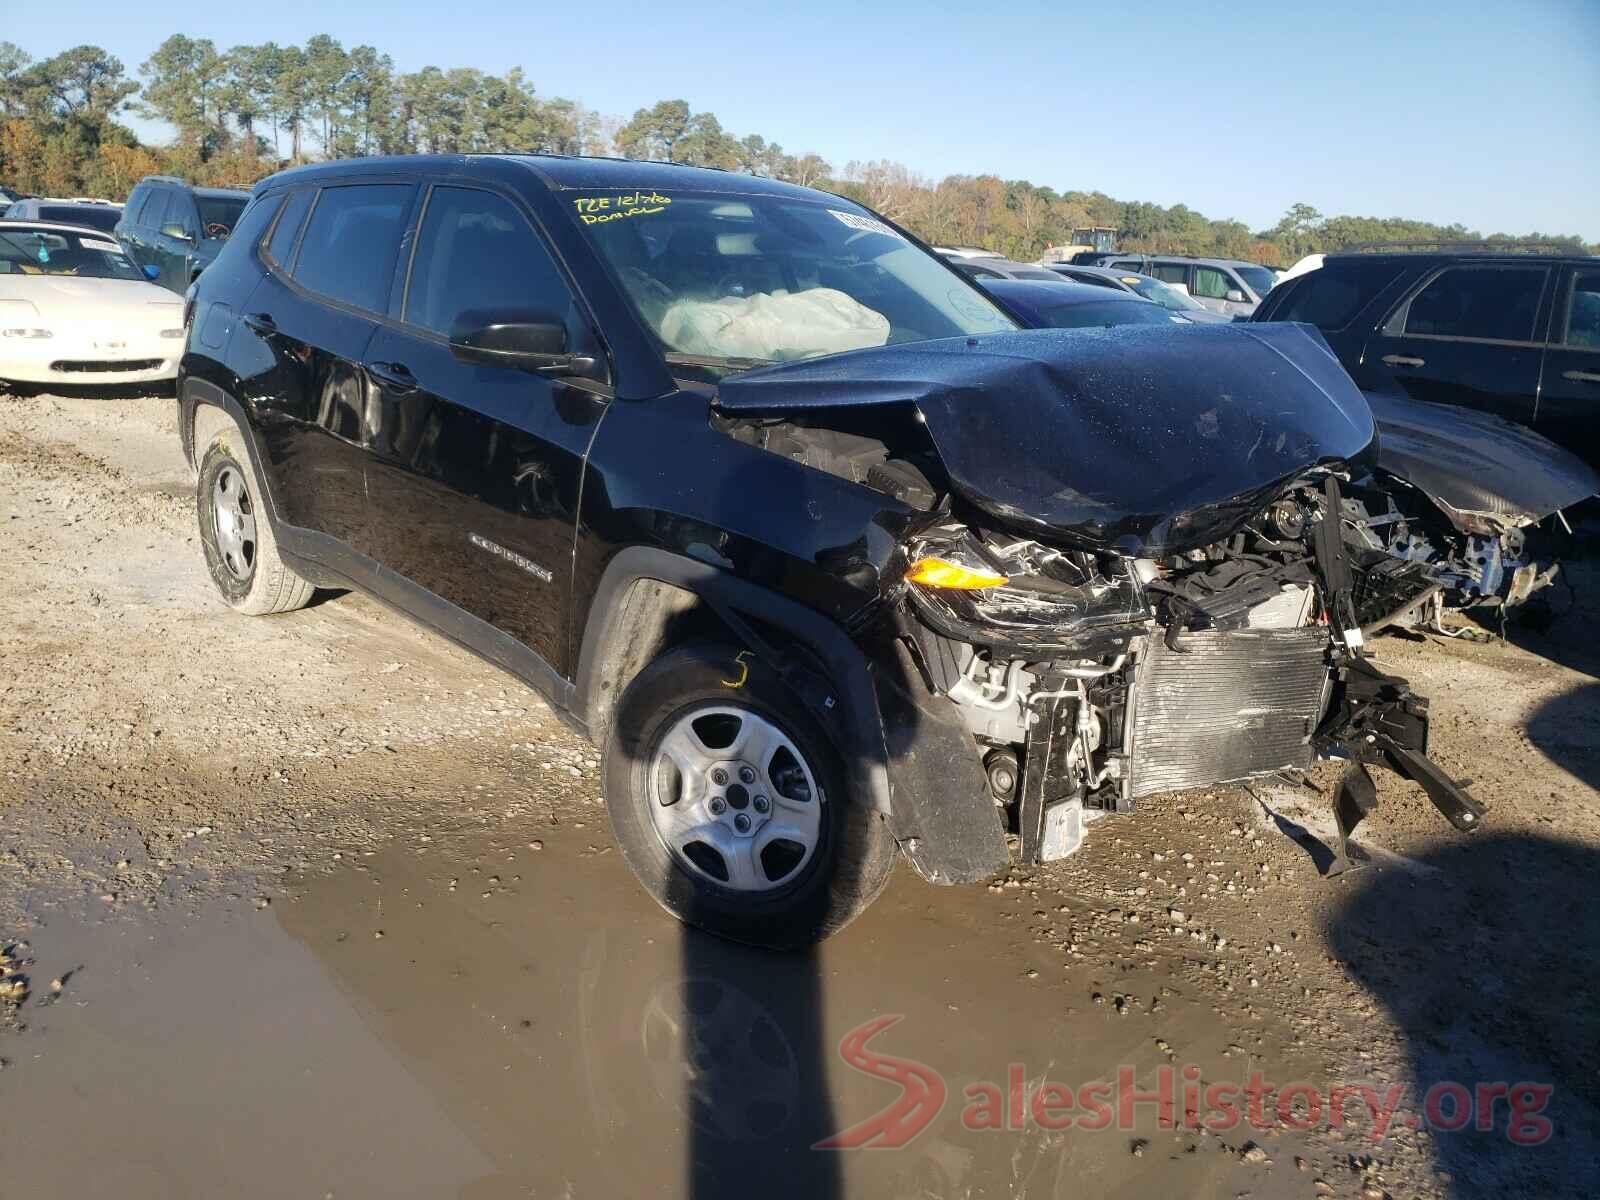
[604,644,896,948]
[196,437,313,615]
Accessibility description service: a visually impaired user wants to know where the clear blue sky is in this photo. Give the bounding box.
[31,0,1600,239]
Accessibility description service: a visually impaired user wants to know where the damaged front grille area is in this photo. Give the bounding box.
[1125,628,1331,799]
[902,472,1482,868]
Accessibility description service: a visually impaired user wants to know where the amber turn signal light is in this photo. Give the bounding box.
[905,557,1009,590]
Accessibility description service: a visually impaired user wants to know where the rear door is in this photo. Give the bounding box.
[231,181,415,550]
[1359,262,1552,427]
[361,182,609,677]
[1534,264,1600,468]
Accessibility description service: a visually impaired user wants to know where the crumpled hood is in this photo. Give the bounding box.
[1366,390,1600,527]
[716,322,1375,555]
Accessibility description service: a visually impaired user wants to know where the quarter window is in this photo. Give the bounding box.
[404,186,575,337]
[1564,270,1600,349]
[1402,266,1548,342]
[291,184,413,313]
[264,188,313,268]
[224,193,282,255]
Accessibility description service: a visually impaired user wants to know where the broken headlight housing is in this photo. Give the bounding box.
[904,525,1151,653]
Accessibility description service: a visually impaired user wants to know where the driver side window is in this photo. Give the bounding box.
[404,186,579,339]
[1193,267,1231,300]
[167,194,199,238]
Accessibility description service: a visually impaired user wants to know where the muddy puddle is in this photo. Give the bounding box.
[2,818,1323,1199]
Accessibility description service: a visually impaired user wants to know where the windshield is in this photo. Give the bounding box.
[0,226,143,281]
[1126,275,1204,311]
[1033,299,1184,330]
[197,196,247,238]
[1236,266,1278,298]
[568,189,1014,373]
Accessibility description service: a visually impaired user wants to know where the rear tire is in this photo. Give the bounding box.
[196,436,313,615]
[603,643,897,948]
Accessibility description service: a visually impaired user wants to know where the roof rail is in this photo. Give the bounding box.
[138,174,189,186]
[1339,239,1587,255]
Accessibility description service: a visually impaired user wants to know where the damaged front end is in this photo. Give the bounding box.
[897,475,1483,871]
[713,323,1485,874]
[1346,391,1599,632]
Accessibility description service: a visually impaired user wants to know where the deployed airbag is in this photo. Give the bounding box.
[661,287,890,362]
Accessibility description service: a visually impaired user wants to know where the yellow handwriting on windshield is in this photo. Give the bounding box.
[573,192,672,224]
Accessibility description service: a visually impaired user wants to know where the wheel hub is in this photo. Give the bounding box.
[211,465,258,582]
[646,706,822,893]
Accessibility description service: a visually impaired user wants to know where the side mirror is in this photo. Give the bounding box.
[142,264,160,281]
[1225,289,1247,303]
[448,312,598,377]
[161,222,195,243]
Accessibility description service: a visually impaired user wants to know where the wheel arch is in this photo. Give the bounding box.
[573,547,893,813]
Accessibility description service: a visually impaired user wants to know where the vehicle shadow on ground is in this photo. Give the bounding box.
[1525,682,1600,791]
[676,926,841,1199]
[1326,833,1600,1198]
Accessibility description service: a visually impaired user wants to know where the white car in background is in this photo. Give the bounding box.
[0,220,183,394]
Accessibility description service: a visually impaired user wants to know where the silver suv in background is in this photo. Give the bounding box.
[1097,255,1278,317]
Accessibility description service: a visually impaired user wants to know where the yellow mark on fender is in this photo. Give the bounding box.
[721,651,752,689]
[574,191,673,224]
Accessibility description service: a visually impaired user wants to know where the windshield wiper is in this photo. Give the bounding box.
[663,352,775,372]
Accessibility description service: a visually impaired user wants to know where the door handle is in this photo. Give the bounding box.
[1562,369,1600,384]
[1381,354,1426,368]
[367,361,417,394]
[242,312,277,335]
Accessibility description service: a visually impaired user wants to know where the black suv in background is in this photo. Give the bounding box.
[116,175,250,293]
[1252,250,1600,468]
[177,155,1482,947]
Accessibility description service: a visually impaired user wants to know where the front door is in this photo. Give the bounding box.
[361,183,608,677]
[1359,262,1552,428]
[1535,264,1600,469]
[155,191,201,291]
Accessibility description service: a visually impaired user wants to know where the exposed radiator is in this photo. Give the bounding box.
[1125,628,1332,801]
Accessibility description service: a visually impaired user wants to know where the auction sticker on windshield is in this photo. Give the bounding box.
[828,209,904,239]
[572,191,672,224]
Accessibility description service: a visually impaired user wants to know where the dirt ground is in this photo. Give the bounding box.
[2,390,1597,1199]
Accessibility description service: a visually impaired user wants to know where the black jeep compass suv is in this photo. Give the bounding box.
[178,155,1481,947]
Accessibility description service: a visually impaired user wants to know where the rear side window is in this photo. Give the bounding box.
[1565,270,1600,348]
[1402,265,1548,342]
[292,184,412,313]
[403,186,574,337]
[1151,263,1189,286]
[264,188,313,268]
[1271,260,1410,330]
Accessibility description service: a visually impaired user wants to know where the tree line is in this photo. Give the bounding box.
[2,37,1592,263]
